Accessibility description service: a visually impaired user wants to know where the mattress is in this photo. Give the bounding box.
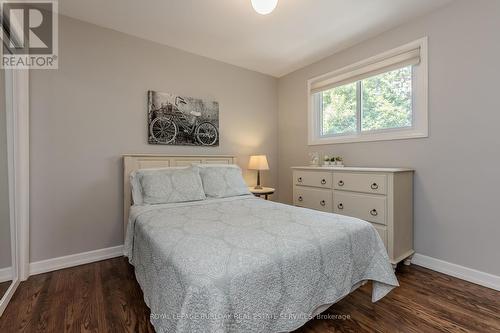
[124,195,398,333]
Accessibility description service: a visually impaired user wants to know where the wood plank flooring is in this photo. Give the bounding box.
[0,257,498,332]
[0,280,12,300]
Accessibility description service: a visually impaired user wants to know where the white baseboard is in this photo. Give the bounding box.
[412,253,500,291]
[25,247,500,292]
[29,245,124,276]
[0,266,13,283]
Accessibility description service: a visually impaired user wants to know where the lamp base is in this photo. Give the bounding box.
[254,170,263,190]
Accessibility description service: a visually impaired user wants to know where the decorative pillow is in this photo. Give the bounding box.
[133,166,206,205]
[197,164,251,198]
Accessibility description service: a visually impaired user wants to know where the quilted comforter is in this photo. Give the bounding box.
[124,195,398,333]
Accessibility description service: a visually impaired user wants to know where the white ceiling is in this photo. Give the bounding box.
[60,0,453,77]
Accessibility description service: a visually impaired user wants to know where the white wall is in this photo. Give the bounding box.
[278,0,500,276]
[29,16,278,262]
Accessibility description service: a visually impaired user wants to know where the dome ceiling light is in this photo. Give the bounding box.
[251,0,278,15]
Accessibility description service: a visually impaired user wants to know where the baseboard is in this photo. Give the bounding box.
[0,266,13,283]
[29,245,124,276]
[412,253,500,291]
[25,247,500,292]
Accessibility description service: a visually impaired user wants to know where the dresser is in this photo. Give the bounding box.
[292,166,414,268]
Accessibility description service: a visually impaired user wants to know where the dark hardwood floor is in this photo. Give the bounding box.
[0,257,498,333]
[0,280,12,300]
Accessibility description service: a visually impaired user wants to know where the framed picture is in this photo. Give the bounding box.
[147,91,219,146]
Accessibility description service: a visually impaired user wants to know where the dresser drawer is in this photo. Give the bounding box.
[294,170,332,188]
[333,172,387,194]
[372,223,388,249]
[333,191,386,225]
[294,186,332,212]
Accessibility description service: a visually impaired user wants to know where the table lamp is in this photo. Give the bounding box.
[248,155,269,189]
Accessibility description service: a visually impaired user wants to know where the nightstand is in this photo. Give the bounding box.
[248,187,275,200]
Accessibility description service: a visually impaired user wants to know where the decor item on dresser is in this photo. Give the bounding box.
[147,91,219,146]
[323,155,330,166]
[322,155,344,167]
[248,155,269,189]
[309,152,320,166]
[292,166,414,269]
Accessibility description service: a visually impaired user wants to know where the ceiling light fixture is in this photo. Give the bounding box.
[251,0,278,15]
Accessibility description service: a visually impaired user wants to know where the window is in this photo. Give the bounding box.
[308,38,428,145]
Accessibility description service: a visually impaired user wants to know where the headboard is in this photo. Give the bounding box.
[122,154,237,240]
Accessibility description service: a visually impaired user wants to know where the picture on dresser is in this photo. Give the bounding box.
[147,91,219,146]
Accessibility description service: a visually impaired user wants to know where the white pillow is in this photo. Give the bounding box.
[130,166,205,205]
[197,164,251,198]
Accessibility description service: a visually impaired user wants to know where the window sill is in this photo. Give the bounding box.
[308,129,428,145]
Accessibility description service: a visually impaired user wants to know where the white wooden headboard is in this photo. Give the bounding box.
[122,154,237,240]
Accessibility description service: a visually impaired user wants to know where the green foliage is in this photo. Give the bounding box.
[320,66,412,135]
[321,82,357,135]
[362,66,412,131]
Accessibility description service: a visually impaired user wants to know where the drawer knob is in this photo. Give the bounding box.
[338,180,344,186]
[337,203,344,209]
[298,196,303,202]
[321,179,327,185]
[297,177,303,183]
[320,200,326,206]
[370,209,378,216]
[371,183,379,190]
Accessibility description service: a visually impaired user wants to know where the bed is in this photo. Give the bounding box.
[123,154,398,333]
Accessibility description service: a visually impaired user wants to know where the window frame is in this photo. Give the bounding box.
[307,37,428,145]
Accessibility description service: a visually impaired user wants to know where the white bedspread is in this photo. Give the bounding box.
[124,195,398,333]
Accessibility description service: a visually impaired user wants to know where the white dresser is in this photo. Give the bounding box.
[292,166,414,268]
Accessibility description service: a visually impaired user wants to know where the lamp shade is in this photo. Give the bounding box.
[248,155,269,170]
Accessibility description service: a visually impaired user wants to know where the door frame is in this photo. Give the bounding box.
[0,67,30,316]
